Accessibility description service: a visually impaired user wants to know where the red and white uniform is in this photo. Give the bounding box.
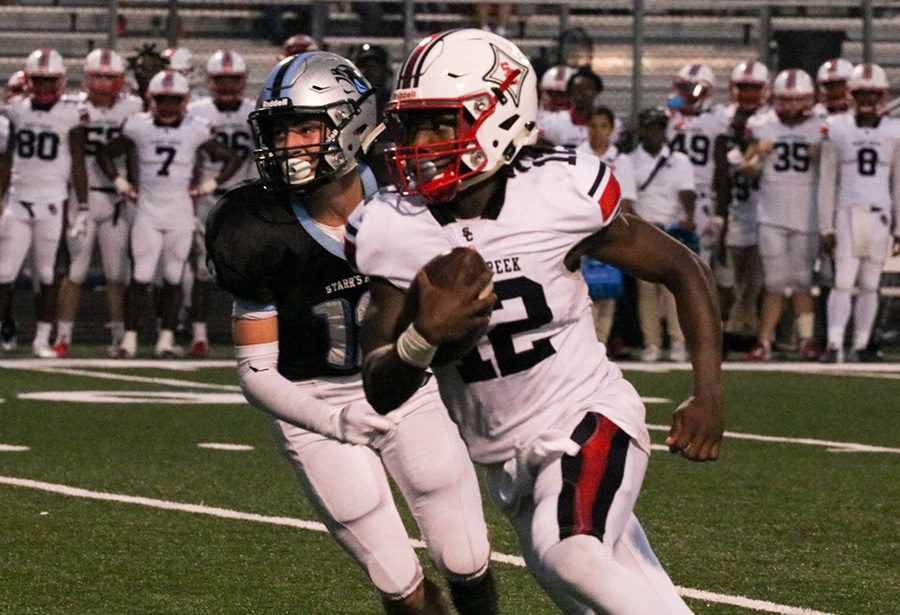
[352,149,649,465]
[122,112,213,284]
[66,92,144,285]
[187,96,256,191]
[576,142,637,202]
[668,104,730,255]
[0,95,86,286]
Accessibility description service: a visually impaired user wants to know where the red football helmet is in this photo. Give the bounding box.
[280,35,319,59]
[206,49,247,107]
[84,48,125,107]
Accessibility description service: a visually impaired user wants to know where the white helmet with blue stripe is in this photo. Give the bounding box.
[249,51,377,190]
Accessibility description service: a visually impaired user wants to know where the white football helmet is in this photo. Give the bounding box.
[147,69,190,125]
[539,64,575,111]
[249,51,377,190]
[385,28,538,204]
[24,48,66,107]
[672,63,716,115]
[83,48,125,104]
[6,69,27,101]
[848,63,889,117]
[816,58,853,113]
[206,49,247,106]
[163,47,194,78]
[772,69,815,123]
[729,60,770,113]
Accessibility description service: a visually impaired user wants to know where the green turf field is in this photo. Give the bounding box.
[0,351,897,614]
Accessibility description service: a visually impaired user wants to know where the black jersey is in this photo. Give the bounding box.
[206,181,369,381]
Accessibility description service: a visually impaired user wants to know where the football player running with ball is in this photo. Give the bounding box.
[352,29,724,615]
[98,69,240,359]
[206,52,497,615]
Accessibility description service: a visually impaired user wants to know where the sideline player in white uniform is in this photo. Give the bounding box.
[577,103,636,344]
[0,49,88,357]
[740,69,825,361]
[667,63,731,266]
[207,51,496,615]
[0,73,19,351]
[818,63,900,363]
[353,29,724,615]
[98,70,240,359]
[538,67,616,148]
[184,49,256,358]
[50,49,143,358]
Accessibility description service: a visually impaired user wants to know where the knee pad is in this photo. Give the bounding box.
[432,535,490,583]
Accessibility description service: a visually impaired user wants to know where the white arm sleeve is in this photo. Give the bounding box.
[817,140,838,235]
[235,341,341,439]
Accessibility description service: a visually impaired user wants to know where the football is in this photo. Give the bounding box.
[395,247,494,366]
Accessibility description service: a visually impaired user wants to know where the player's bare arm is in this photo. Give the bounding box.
[569,213,725,461]
[678,189,696,230]
[361,268,495,414]
[738,138,766,178]
[198,137,241,187]
[0,121,13,202]
[96,133,136,182]
[891,142,900,256]
[68,124,89,205]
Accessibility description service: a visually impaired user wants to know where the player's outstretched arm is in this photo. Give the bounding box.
[68,125,89,206]
[233,314,395,445]
[570,214,725,461]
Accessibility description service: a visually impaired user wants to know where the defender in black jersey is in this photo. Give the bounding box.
[206,51,496,615]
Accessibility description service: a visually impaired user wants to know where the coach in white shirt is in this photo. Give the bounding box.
[629,107,697,362]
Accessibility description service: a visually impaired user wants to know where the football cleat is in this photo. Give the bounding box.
[640,344,662,363]
[32,342,57,358]
[154,340,185,359]
[743,341,771,362]
[0,318,17,351]
[669,341,688,362]
[798,339,822,361]
[819,346,844,364]
[52,340,70,358]
[189,339,209,359]
[853,348,883,363]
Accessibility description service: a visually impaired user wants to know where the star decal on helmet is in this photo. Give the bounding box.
[483,43,529,106]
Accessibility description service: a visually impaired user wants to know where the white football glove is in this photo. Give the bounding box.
[329,399,399,446]
[68,209,90,242]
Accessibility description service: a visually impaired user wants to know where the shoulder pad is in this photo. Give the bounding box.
[205,183,287,303]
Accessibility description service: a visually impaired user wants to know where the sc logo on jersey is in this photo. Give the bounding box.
[462,227,474,241]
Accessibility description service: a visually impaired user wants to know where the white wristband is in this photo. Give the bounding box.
[395,323,437,369]
[199,177,218,195]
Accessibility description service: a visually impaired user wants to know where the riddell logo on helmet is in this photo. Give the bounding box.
[262,97,292,108]
[394,89,418,101]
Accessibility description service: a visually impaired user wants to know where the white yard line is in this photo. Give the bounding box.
[7,365,240,391]
[0,475,835,615]
[197,443,255,451]
[0,444,29,452]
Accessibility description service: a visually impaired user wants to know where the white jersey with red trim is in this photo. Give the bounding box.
[350,147,651,464]
[6,95,86,205]
[667,104,731,195]
[122,112,213,230]
[539,109,623,148]
[747,109,825,232]
[187,96,256,190]
[823,113,900,211]
[79,93,144,205]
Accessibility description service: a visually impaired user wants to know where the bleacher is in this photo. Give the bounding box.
[1,0,899,118]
